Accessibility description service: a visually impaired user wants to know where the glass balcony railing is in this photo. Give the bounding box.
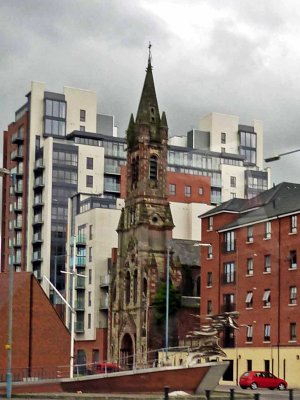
[75,321,84,333]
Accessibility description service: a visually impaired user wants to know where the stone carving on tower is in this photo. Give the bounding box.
[108,46,180,368]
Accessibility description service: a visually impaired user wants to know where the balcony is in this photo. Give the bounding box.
[11,148,23,161]
[32,251,42,262]
[104,183,120,193]
[76,235,86,246]
[14,183,23,194]
[34,159,45,171]
[13,238,22,247]
[33,269,42,280]
[32,233,43,244]
[12,131,24,144]
[14,220,23,230]
[33,178,45,189]
[75,276,86,290]
[104,165,121,175]
[69,256,86,268]
[13,256,21,265]
[221,241,236,253]
[33,196,44,207]
[75,321,84,333]
[99,296,109,310]
[75,300,85,311]
[100,274,110,287]
[221,303,236,313]
[33,214,43,225]
[14,200,23,212]
[222,273,236,284]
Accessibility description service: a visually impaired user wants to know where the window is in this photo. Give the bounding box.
[223,293,235,312]
[263,289,271,307]
[125,271,131,304]
[88,291,91,307]
[207,300,212,315]
[88,313,91,329]
[89,247,92,262]
[80,109,86,122]
[264,255,271,273]
[264,324,271,341]
[169,184,176,195]
[89,225,93,240]
[246,325,253,342]
[45,99,66,118]
[208,216,213,231]
[224,231,235,252]
[207,245,213,259]
[184,185,191,197]
[221,132,226,144]
[198,186,204,195]
[86,175,93,188]
[86,157,93,170]
[290,286,297,305]
[207,272,212,287]
[230,176,236,188]
[290,323,296,341]
[290,215,297,233]
[265,221,271,239]
[239,131,257,165]
[223,262,235,284]
[290,250,297,269]
[245,291,253,308]
[221,147,226,153]
[80,125,85,132]
[88,269,92,284]
[149,155,158,181]
[247,226,253,242]
[230,192,236,199]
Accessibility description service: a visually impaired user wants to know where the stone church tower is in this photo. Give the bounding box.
[108,51,181,368]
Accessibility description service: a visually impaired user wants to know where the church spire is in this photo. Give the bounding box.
[135,43,160,127]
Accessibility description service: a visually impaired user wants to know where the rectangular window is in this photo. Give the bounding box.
[198,186,204,195]
[263,289,271,307]
[86,175,93,188]
[290,286,297,305]
[264,255,271,273]
[245,291,253,308]
[207,245,213,259]
[290,322,296,341]
[291,215,297,233]
[169,183,176,196]
[221,132,226,144]
[88,269,92,285]
[224,231,235,252]
[246,325,253,342]
[89,247,92,262]
[290,250,297,269]
[88,313,91,329]
[208,216,213,231]
[223,262,235,284]
[80,109,86,122]
[88,291,92,307]
[230,192,236,199]
[184,185,191,197]
[264,324,271,341]
[265,221,271,239]
[223,293,235,312]
[247,226,253,242]
[207,300,212,315]
[86,157,93,170]
[207,272,212,287]
[89,225,93,240]
[247,359,252,371]
[230,176,236,188]
[80,125,85,132]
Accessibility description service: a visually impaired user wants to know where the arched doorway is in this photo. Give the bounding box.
[120,333,134,369]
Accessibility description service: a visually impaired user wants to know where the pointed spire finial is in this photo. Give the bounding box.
[148,41,152,70]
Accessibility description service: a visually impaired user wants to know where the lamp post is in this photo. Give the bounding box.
[0,167,15,399]
[265,148,300,163]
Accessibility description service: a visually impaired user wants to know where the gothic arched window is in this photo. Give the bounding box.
[133,270,138,303]
[131,157,139,189]
[149,155,158,181]
[143,277,148,299]
[125,271,131,304]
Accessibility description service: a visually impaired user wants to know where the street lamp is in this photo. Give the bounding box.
[0,167,15,399]
[265,148,300,163]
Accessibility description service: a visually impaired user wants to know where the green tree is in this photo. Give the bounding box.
[153,282,181,325]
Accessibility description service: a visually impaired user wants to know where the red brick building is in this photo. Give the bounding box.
[200,182,300,387]
[0,272,70,379]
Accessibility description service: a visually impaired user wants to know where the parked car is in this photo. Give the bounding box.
[239,371,287,390]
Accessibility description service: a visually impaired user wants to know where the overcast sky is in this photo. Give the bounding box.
[1,0,300,183]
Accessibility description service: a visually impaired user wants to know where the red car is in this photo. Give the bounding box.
[239,371,287,390]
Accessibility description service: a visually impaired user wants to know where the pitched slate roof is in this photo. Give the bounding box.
[171,239,200,266]
[220,182,300,231]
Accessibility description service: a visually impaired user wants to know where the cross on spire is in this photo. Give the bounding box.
[148,41,152,69]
